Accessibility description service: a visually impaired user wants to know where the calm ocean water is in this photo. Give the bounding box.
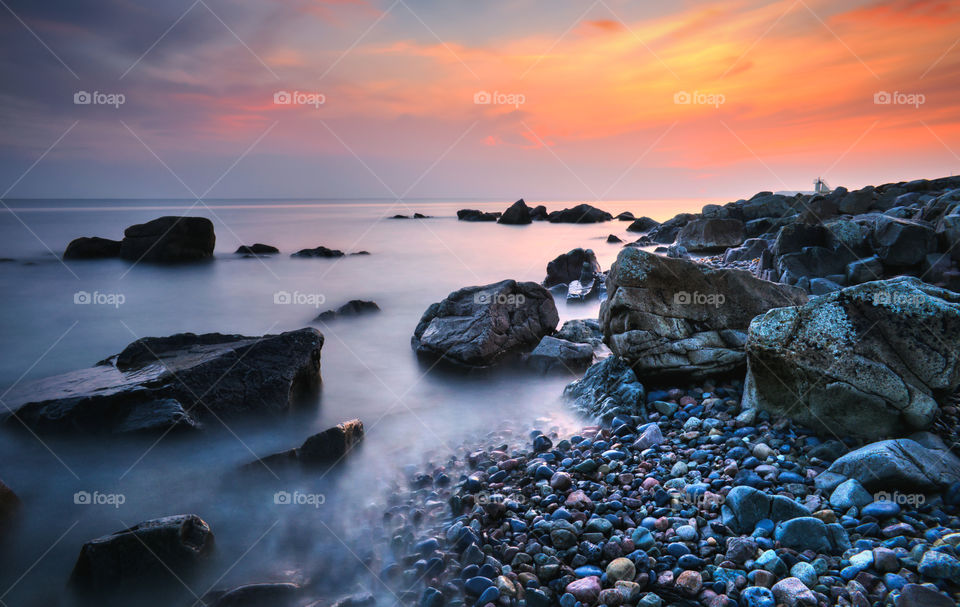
[0,198,708,606]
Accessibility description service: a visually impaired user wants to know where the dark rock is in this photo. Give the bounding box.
[0,479,21,528]
[846,256,884,285]
[411,279,558,367]
[315,300,380,322]
[838,186,876,215]
[563,356,645,423]
[70,514,214,593]
[235,243,279,255]
[64,236,122,259]
[626,217,659,232]
[547,204,613,224]
[252,419,364,469]
[724,238,769,263]
[600,247,806,380]
[530,205,548,221]
[4,329,323,434]
[203,583,301,607]
[525,336,594,374]
[677,218,746,252]
[544,248,600,287]
[556,319,604,347]
[648,213,696,243]
[457,209,500,222]
[498,199,533,225]
[720,486,809,534]
[615,212,635,221]
[120,216,215,262]
[816,438,960,493]
[895,583,955,607]
[606,234,623,243]
[291,246,345,258]
[873,216,937,267]
[743,277,960,438]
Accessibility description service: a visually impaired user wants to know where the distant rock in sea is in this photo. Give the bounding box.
[235,243,279,255]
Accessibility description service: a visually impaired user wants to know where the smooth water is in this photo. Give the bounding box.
[0,198,707,606]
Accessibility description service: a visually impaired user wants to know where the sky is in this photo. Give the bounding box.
[0,0,958,201]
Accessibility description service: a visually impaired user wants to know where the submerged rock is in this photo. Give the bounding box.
[71,514,214,593]
[4,329,323,434]
[119,216,215,262]
[544,248,601,288]
[411,279,558,368]
[626,216,659,232]
[743,277,960,438]
[498,199,532,225]
[457,209,500,222]
[600,247,806,380]
[235,243,279,255]
[291,246,345,258]
[547,204,613,224]
[315,300,380,322]
[249,419,364,469]
[202,583,301,607]
[63,236,122,259]
[563,356,645,423]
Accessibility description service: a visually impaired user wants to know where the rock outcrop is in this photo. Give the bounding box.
[547,204,612,224]
[411,280,558,368]
[235,243,279,255]
[248,419,364,469]
[4,329,323,434]
[676,218,746,252]
[600,248,806,380]
[63,237,122,259]
[743,277,960,439]
[544,248,600,288]
[498,199,532,225]
[457,209,500,222]
[563,356,645,423]
[315,300,380,322]
[814,436,960,493]
[120,216,215,262]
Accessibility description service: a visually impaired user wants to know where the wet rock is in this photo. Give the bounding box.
[565,576,601,603]
[291,245,345,258]
[556,319,604,347]
[235,243,279,255]
[249,419,364,470]
[895,583,955,607]
[677,218,746,252]
[411,279,558,367]
[498,199,533,225]
[563,356,645,423]
[526,336,594,374]
[530,205,549,221]
[457,209,500,222]
[4,329,323,434]
[606,234,623,243]
[71,514,214,593]
[64,236,122,259]
[724,238,769,264]
[770,577,817,607]
[544,248,601,288]
[743,277,960,438]
[600,247,806,380]
[204,582,301,607]
[315,300,380,322]
[120,216,215,262]
[547,204,613,224]
[720,486,809,534]
[828,479,873,510]
[626,217,659,232]
[817,438,960,493]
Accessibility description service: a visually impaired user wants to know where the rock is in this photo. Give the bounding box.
[4,329,323,434]
[647,213,696,243]
[771,577,817,607]
[235,243,279,255]
[895,583,955,607]
[838,186,876,215]
[315,300,380,322]
[846,256,884,285]
[119,216,215,262]
[563,356,645,423]
[675,570,702,595]
[411,279,558,367]
[606,557,635,583]
[918,550,960,579]
[633,424,663,450]
[600,247,806,380]
[64,236,122,259]
[740,586,775,607]
[724,238,769,263]
[0,479,21,528]
[556,319,604,347]
[677,218,746,252]
[616,211,635,221]
[809,277,842,295]
[498,199,533,225]
[626,217,659,232]
[829,479,873,510]
[291,245,345,258]
[742,277,960,438]
[818,438,960,493]
[741,193,796,220]
[873,216,937,267]
[204,582,301,607]
[606,234,623,243]
[774,517,833,553]
[530,205,548,221]
[526,336,594,374]
[250,419,364,469]
[457,209,500,222]
[544,248,601,288]
[70,514,214,593]
[547,204,612,223]
[720,486,809,534]
[565,577,601,603]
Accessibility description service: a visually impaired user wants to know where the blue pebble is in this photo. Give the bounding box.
[678,554,703,570]
[741,585,775,607]
[862,501,900,518]
[666,542,691,557]
[560,593,577,607]
[574,565,603,578]
[477,586,499,605]
[883,573,907,590]
[464,576,493,595]
[535,465,554,480]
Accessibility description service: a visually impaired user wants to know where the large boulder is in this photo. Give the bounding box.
[563,356,645,423]
[71,514,214,593]
[626,217,659,233]
[64,236,122,259]
[248,419,364,469]
[4,329,323,434]
[647,213,696,243]
[743,277,960,439]
[547,204,612,224]
[411,280,558,368]
[723,238,769,264]
[525,336,594,374]
[544,248,600,288]
[814,437,960,493]
[498,199,532,225]
[676,218,745,252]
[873,216,937,267]
[119,216,215,262]
[599,248,806,380]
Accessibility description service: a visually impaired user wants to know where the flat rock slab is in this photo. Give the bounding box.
[4,328,323,434]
